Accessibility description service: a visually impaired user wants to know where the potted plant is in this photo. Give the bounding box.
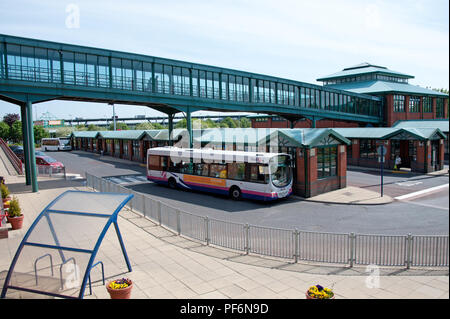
[1,183,11,205]
[106,278,133,299]
[6,196,23,230]
[306,284,334,299]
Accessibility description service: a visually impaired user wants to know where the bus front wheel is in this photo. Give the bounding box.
[229,187,242,200]
[168,177,177,189]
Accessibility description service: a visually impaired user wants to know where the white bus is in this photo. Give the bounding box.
[147,147,292,201]
[41,138,72,151]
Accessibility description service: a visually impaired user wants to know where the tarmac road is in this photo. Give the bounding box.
[48,150,449,236]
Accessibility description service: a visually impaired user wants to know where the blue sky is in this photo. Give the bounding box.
[0,0,448,120]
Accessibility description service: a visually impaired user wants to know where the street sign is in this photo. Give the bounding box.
[377,156,385,163]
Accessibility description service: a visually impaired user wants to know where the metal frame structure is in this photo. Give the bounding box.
[0,34,382,192]
[0,190,133,299]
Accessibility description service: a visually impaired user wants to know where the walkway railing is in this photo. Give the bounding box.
[86,173,449,268]
[0,138,23,175]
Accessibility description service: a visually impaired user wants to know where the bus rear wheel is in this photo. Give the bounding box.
[229,187,242,200]
[168,177,177,189]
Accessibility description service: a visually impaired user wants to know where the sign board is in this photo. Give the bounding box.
[377,156,385,163]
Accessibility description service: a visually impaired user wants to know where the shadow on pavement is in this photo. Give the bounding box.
[7,178,86,194]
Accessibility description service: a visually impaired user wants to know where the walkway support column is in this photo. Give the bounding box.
[168,114,174,147]
[26,101,38,192]
[186,108,193,148]
[20,104,31,185]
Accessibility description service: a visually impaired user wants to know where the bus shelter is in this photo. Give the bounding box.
[1,191,133,299]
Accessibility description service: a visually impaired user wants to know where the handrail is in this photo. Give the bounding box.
[0,138,23,175]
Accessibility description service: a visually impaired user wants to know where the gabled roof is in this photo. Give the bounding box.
[393,120,449,133]
[324,80,448,97]
[332,127,398,139]
[383,128,446,141]
[317,63,414,81]
[193,128,350,147]
[70,131,100,139]
[333,127,446,141]
[97,130,147,140]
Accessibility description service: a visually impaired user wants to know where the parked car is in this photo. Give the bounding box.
[13,147,46,162]
[35,155,64,169]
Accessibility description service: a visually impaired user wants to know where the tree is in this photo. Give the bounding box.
[34,125,49,143]
[87,124,102,131]
[174,118,187,129]
[152,122,166,130]
[202,119,219,128]
[54,127,73,138]
[135,122,155,130]
[9,121,22,143]
[108,122,129,130]
[3,113,20,127]
[75,124,87,131]
[0,122,9,140]
[239,117,251,128]
[220,117,238,128]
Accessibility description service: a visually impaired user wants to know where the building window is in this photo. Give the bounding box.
[359,139,377,159]
[393,95,405,112]
[423,97,432,112]
[436,98,444,118]
[123,141,129,158]
[132,141,140,160]
[317,146,337,179]
[255,117,268,122]
[409,96,420,113]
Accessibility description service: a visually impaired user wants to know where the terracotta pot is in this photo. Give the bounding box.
[7,215,24,230]
[306,290,335,299]
[106,280,133,299]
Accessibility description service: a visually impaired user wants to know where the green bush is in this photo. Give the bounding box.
[8,196,22,217]
[1,183,10,199]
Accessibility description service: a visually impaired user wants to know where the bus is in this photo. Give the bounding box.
[41,138,72,151]
[147,147,292,201]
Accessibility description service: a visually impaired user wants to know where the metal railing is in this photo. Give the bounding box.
[0,139,23,175]
[36,165,66,179]
[85,173,449,268]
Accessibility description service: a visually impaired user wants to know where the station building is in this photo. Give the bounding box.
[71,128,351,198]
[249,63,449,172]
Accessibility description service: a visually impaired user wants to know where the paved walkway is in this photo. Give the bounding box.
[0,161,448,299]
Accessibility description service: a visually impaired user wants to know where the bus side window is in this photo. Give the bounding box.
[160,156,168,171]
[148,155,160,170]
[249,164,267,184]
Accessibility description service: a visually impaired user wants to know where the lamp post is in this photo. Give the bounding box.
[109,103,116,131]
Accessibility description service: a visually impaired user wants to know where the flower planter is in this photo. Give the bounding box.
[306,291,335,299]
[106,279,133,299]
[7,215,24,230]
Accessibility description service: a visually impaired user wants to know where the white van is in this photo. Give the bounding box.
[41,138,72,151]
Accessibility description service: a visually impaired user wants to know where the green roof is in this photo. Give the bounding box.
[324,80,448,97]
[70,131,100,138]
[97,130,147,140]
[333,127,446,141]
[393,120,449,133]
[317,63,414,81]
[194,128,350,147]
